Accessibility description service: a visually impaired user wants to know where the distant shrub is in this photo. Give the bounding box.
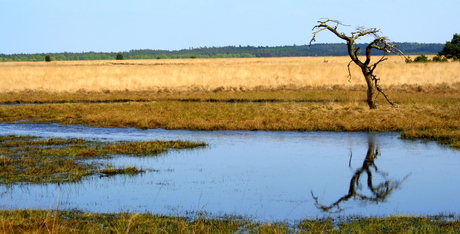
[116,53,124,60]
[45,55,51,62]
[406,54,452,63]
[432,56,441,62]
[413,54,430,63]
[432,55,448,62]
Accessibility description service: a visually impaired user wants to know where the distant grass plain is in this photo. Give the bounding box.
[1,56,459,93]
[0,56,459,232]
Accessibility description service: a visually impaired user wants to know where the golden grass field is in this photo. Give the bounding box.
[1,56,459,93]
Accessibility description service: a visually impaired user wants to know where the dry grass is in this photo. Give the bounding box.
[0,57,459,148]
[1,56,459,93]
[1,93,459,148]
[0,210,458,233]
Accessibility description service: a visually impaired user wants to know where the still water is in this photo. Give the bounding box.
[0,123,459,221]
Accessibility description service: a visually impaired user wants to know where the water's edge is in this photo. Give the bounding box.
[1,123,459,221]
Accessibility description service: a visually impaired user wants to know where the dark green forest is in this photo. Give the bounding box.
[0,43,443,62]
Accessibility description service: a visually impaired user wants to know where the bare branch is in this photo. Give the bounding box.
[370,56,388,73]
[316,18,350,29]
[347,60,353,83]
[354,47,361,58]
[311,142,409,213]
[309,18,352,47]
[351,27,381,40]
[369,37,403,56]
[309,18,404,109]
[309,27,328,45]
[373,75,399,108]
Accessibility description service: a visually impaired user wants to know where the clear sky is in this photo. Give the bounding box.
[1,0,458,54]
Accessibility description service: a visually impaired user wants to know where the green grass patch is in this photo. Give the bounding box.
[0,135,206,184]
[0,210,458,233]
[100,166,145,175]
[400,129,460,149]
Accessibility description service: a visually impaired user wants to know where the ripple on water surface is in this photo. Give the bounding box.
[0,123,459,221]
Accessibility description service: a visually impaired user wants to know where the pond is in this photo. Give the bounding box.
[0,123,459,222]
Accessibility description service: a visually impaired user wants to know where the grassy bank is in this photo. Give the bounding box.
[0,135,205,184]
[0,210,458,233]
[0,90,459,148]
[1,83,460,104]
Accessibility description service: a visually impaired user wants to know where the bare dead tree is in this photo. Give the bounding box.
[310,19,402,109]
[311,137,410,213]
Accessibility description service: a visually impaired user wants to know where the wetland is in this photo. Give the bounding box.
[1,123,459,222]
[0,57,459,232]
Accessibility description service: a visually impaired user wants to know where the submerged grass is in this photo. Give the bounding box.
[99,166,145,175]
[0,135,205,184]
[0,210,458,233]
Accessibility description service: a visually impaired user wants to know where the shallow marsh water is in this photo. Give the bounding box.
[0,123,459,221]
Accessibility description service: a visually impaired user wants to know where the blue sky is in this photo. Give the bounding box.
[1,0,458,54]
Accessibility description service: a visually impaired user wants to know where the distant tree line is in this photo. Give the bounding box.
[405,34,460,63]
[0,43,444,62]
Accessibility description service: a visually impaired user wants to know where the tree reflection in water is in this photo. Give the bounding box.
[311,136,410,213]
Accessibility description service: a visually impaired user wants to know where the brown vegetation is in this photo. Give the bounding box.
[0,57,459,148]
[0,57,459,93]
[0,90,459,148]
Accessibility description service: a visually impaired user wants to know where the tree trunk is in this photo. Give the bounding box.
[362,68,377,109]
[366,81,377,109]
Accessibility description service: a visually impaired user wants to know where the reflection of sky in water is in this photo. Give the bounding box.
[0,123,459,221]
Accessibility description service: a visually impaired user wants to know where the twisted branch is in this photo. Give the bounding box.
[310,18,404,108]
